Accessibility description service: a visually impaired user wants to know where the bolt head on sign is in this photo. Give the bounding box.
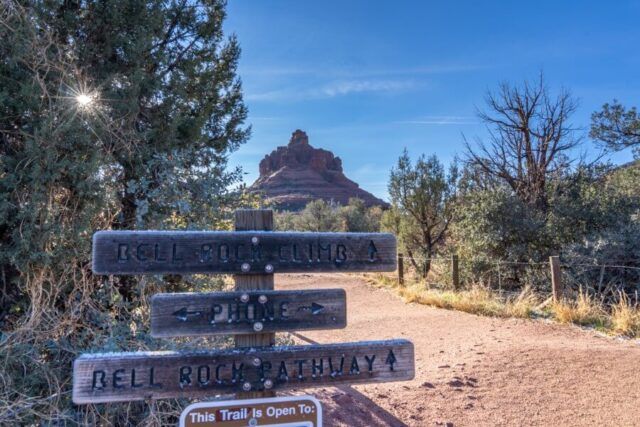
[179,395,322,427]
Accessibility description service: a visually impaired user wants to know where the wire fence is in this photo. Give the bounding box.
[397,253,640,305]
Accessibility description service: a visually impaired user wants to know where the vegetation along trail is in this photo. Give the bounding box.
[277,273,640,427]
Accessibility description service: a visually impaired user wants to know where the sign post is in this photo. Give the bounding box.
[234,209,275,398]
[74,209,414,426]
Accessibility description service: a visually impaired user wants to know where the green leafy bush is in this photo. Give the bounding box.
[0,2,249,424]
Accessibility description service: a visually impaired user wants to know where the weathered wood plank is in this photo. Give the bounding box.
[72,339,414,403]
[91,231,397,275]
[151,289,347,337]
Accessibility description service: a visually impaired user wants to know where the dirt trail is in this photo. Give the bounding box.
[275,273,640,427]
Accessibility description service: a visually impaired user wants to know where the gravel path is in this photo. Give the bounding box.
[276,273,640,427]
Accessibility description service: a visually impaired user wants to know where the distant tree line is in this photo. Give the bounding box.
[284,76,640,294]
[275,198,383,233]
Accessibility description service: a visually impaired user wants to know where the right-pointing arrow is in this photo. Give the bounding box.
[311,302,325,315]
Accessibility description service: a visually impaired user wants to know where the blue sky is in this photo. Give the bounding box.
[224,0,640,200]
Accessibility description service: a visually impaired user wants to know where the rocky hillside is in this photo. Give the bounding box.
[249,130,389,210]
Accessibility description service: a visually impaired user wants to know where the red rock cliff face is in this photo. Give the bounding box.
[250,130,389,211]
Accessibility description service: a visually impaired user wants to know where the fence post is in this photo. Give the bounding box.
[451,254,459,290]
[549,255,563,302]
[397,253,404,286]
[234,209,275,398]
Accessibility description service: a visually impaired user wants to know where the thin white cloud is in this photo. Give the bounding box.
[250,116,283,122]
[246,90,293,102]
[397,116,479,125]
[241,63,488,78]
[246,79,417,102]
[322,80,415,97]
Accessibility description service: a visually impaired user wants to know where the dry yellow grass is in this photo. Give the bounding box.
[611,293,640,336]
[365,273,538,319]
[365,273,640,338]
[551,289,606,326]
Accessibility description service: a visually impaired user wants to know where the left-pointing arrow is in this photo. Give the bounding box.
[173,307,203,322]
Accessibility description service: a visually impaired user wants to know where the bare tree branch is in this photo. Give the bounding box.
[465,74,579,212]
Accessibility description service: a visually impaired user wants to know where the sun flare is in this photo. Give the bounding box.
[75,93,93,107]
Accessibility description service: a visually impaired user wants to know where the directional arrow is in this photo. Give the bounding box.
[172,307,203,322]
[385,349,397,371]
[311,302,325,315]
[297,302,325,315]
[368,240,378,261]
[151,289,347,337]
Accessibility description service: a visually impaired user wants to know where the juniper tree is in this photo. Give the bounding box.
[384,150,458,277]
[591,101,640,157]
[43,0,250,229]
[0,1,248,423]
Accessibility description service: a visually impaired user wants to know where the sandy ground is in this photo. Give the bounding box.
[275,273,640,427]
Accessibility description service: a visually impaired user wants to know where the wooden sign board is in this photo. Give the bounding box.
[151,289,347,337]
[180,395,322,427]
[92,231,396,275]
[72,339,414,404]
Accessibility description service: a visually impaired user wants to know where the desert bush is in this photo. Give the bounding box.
[275,198,383,232]
[0,2,248,424]
[562,224,640,297]
[450,163,640,293]
[384,150,458,278]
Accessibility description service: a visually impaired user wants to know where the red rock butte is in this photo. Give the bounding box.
[249,130,390,211]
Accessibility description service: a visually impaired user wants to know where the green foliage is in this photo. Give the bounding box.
[385,149,458,277]
[37,0,250,230]
[563,223,640,295]
[339,198,383,232]
[0,2,248,424]
[274,198,383,232]
[450,163,640,290]
[559,165,640,295]
[451,187,549,262]
[295,199,343,232]
[591,101,640,157]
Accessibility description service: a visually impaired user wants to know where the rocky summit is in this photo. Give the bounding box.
[249,130,389,211]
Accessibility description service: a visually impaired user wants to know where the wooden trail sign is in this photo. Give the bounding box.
[91,230,397,275]
[72,339,414,404]
[151,289,347,337]
[180,395,322,427]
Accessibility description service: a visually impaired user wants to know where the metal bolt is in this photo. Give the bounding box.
[253,321,264,332]
[240,293,250,303]
[252,357,262,367]
[242,382,252,391]
[264,263,274,273]
[264,379,274,389]
[241,262,251,272]
[258,294,268,304]
[251,236,259,245]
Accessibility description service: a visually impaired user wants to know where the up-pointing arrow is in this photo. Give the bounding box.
[385,349,397,371]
